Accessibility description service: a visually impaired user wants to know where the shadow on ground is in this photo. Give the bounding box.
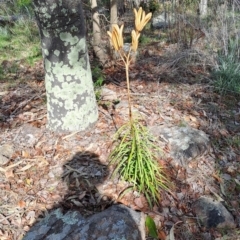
[22,151,116,239]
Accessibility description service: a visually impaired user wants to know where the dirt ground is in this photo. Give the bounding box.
[0,42,239,239]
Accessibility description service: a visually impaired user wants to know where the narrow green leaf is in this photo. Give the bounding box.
[145,216,158,238]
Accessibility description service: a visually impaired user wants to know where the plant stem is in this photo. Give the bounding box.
[125,59,132,122]
[119,49,133,122]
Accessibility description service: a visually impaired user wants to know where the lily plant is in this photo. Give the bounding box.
[108,8,171,208]
[107,7,152,121]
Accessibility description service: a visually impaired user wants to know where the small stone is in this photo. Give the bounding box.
[176,192,184,200]
[165,221,174,228]
[201,232,211,240]
[134,197,144,209]
[193,196,236,229]
[221,173,232,180]
[17,124,42,146]
[152,13,175,29]
[0,144,14,166]
[0,91,8,96]
[137,85,144,90]
[101,87,118,101]
[227,165,237,174]
[144,50,154,56]
[102,195,108,201]
[162,207,170,218]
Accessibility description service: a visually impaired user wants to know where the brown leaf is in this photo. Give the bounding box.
[71,199,83,207]
[5,169,14,179]
[22,150,30,158]
[158,230,167,240]
[35,157,49,167]
[17,200,26,209]
[11,217,22,227]
[78,191,86,200]
[134,197,144,209]
[0,213,10,225]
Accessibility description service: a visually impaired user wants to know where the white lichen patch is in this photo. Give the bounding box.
[42,29,50,38]
[54,50,60,57]
[50,3,57,11]
[59,32,79,46]
[44,49,49,56]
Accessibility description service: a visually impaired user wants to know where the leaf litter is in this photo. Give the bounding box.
[0,42,239,239]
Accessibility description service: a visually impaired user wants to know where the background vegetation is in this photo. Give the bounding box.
[1,0,239,95]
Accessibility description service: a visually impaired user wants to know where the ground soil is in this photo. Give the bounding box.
[0,42,239,240]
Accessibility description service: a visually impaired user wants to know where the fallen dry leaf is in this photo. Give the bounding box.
[5,169,14,179]
[22,150,30,158]
[17,200,26,209]
[25,211,36,225]
[158,230,167,240]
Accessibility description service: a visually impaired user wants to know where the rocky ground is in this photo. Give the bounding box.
[0,42,239,239]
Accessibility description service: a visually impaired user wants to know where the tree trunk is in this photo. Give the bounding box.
[199,0,208,16]
[110,0,118,26]
[133,0,141,8]
[91,0,108,66]
[33,0,98,132]
[117,0,125,17]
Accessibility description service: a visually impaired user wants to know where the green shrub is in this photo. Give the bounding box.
[92,66,105,88]
[139,0,161,14]
[0,0,33,17]
[0,19,41,64]
[139,35,151,44]
[148,0,160,14]
[92,66,105,101]
[212,39,240,95]
[17,0,33,16]
[110,120,170,207]
[17,0,32,8]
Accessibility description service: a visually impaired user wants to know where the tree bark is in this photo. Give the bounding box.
[117,0,125,17]
[133,0,141,8]
[91,0,108,66]
[33,0,98,132]
[110,0,118,26]
[199,0,208,16]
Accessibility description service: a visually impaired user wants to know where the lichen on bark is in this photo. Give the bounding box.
[33,0,98,132]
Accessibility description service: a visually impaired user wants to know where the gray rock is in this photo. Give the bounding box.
[115,100,140,120]
[23,205,145,240]
[193,196,236,229]
[151,12,175,29]
[17,124,42,146]
[150,125,209,167]
[23,209,85,240]
[113,43,138,61]
[101,87,118,101]
[0,144,14,166]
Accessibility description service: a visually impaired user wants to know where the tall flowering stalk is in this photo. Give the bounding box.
[107,7,152,122]
[108,8,171,208]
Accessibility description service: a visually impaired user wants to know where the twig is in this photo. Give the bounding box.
[0,212,19,223]
[10,94,41,116]
[62,132,80,140]
[0,160,24,172]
